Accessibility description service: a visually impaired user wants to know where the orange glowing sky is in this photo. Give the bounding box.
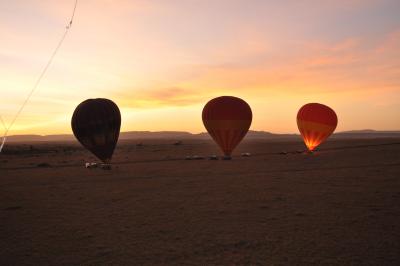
[1,0,399,135]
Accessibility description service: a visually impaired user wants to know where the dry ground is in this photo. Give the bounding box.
[1,138,400,265]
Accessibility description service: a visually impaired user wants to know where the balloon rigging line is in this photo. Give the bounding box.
[0,116,6,130]
[0,116,6,152]
[0,0,78,153]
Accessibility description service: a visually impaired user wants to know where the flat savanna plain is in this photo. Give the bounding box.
[1,138,400,265]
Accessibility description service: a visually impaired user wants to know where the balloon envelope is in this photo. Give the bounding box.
[202,96,252,156]
[297,103,337,151]
[71,98,121,163]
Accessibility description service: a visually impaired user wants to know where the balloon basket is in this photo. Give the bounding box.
[208,155,218,160]
[85,162,98,169]
[85,162,112,170]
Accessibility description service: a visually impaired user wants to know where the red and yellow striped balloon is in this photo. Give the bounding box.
[297,103,338,151]
[202,96,252,157]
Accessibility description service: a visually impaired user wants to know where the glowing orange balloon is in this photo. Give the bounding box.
[202,96,252,157]
[297,103,338,151]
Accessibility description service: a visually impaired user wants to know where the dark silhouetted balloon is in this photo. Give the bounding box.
[202,96,252,157]
[71,98,121,163]
[297,103,338,151]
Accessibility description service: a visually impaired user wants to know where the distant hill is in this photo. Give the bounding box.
[3,134,75,142]
[332,130,400,139]
[3,130,400,142]
[338,129,400,134]
[195,131,298,139]
[120,131,194,140]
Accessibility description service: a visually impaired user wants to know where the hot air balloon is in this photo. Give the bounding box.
[297,103,338,151]
[202,96,252,158]
[71,98,121,164]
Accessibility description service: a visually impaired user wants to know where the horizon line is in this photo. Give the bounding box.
[4,129,400,137]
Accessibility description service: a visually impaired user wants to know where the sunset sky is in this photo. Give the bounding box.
[1,0,399,135]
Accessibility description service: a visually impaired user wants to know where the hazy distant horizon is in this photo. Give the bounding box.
[4,128,400,135]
